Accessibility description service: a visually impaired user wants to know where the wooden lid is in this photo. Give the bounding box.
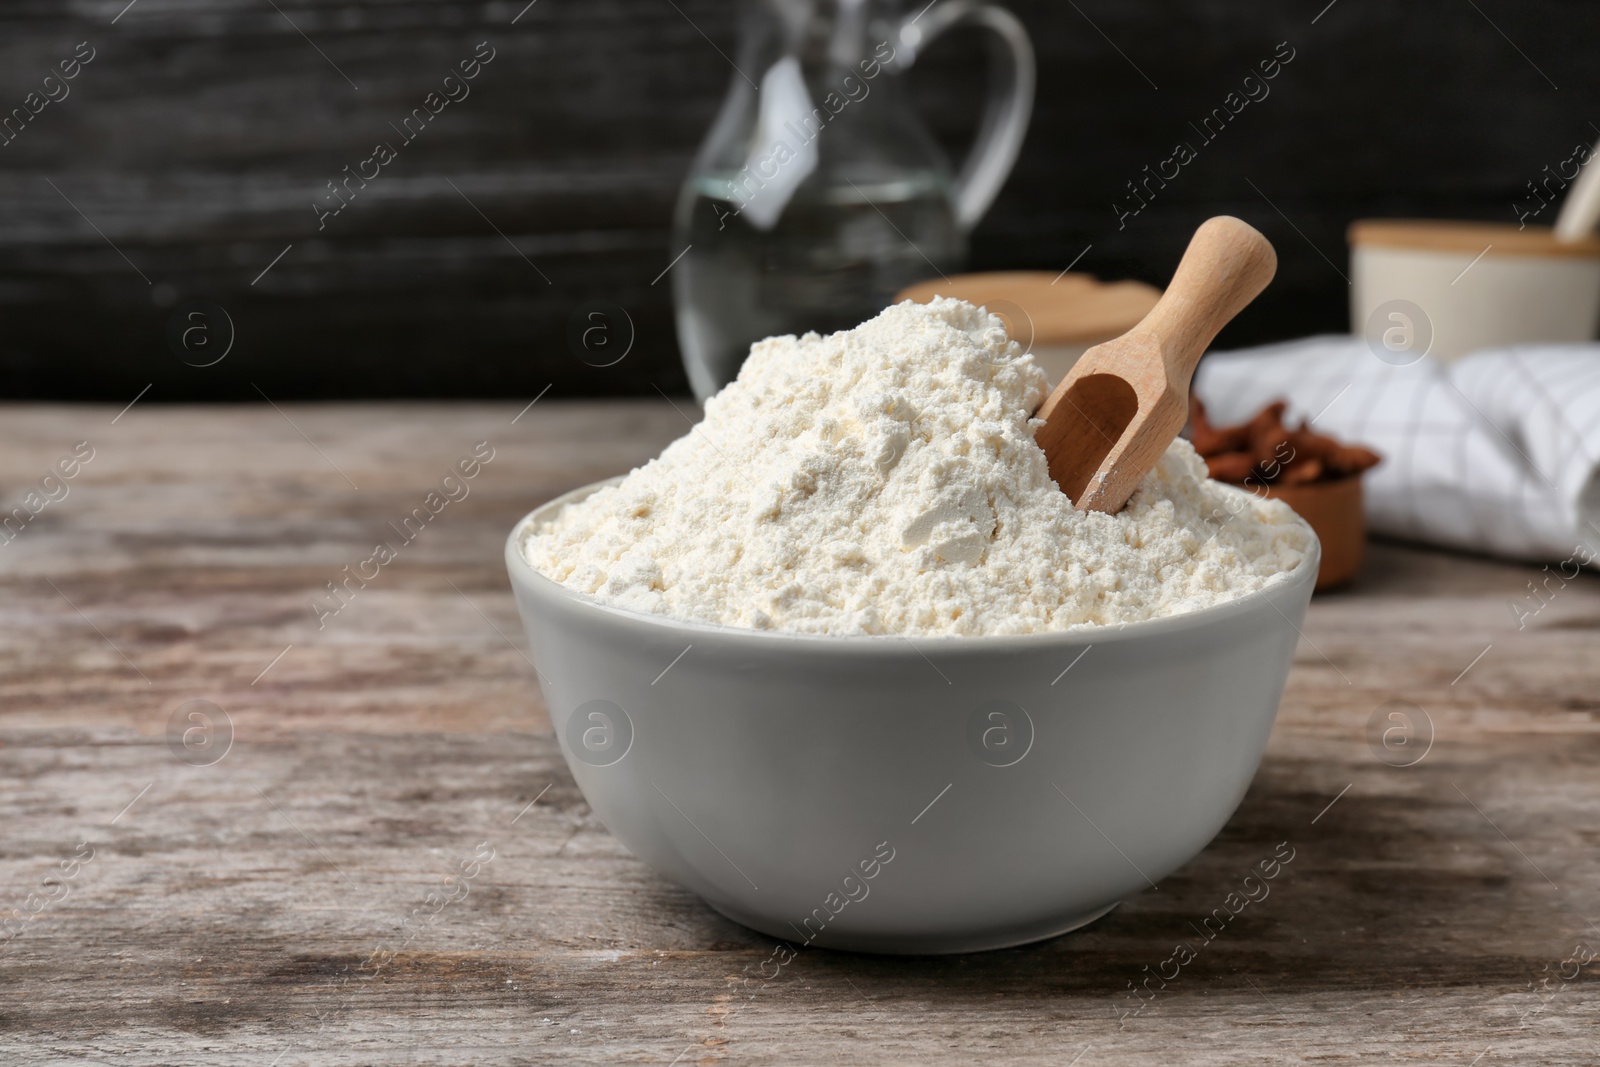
[894,271,1162,343]
[1348,219,1600,259]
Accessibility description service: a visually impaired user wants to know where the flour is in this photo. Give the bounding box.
[521,298,1313,636]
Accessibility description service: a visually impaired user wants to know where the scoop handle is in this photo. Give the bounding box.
[1134,216,1278,391]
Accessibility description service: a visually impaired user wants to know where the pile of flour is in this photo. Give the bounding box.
[522,298,1313,637]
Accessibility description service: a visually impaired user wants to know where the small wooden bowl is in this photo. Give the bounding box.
[1255,473,1366,591]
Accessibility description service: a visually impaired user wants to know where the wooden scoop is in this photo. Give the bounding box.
[1035,216,1278,513]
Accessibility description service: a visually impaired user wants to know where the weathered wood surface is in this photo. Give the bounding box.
[2,0,1597,399]
[2,400,1599,1064]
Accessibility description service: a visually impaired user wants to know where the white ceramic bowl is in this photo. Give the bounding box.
[506,481,1319,954]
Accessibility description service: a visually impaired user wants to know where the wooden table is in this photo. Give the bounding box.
[2,400,1597,1065]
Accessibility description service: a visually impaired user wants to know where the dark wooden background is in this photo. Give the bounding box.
[0,0,1592,401]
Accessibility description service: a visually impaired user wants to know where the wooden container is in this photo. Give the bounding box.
[1260,473,1366,591]
[895,271,1162,385]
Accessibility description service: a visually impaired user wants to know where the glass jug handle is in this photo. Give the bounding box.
[894,0,1035,232]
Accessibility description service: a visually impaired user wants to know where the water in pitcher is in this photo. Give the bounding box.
[669,0,1033,400]
[674,169,963,402]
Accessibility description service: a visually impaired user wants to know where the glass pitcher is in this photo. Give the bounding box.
[671,0,1034,401]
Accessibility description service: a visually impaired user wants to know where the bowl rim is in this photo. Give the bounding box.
[505,478,1322,653]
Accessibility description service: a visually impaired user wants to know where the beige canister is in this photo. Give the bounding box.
[1349,220,1600,363]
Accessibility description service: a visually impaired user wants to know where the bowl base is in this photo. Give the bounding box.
[707,900,1122,956]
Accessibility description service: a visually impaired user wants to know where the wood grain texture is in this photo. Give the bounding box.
[1,0,1597,400]
[2,401,1600,1064]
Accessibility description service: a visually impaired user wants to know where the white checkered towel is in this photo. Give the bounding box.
[1193,337,1600,566]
